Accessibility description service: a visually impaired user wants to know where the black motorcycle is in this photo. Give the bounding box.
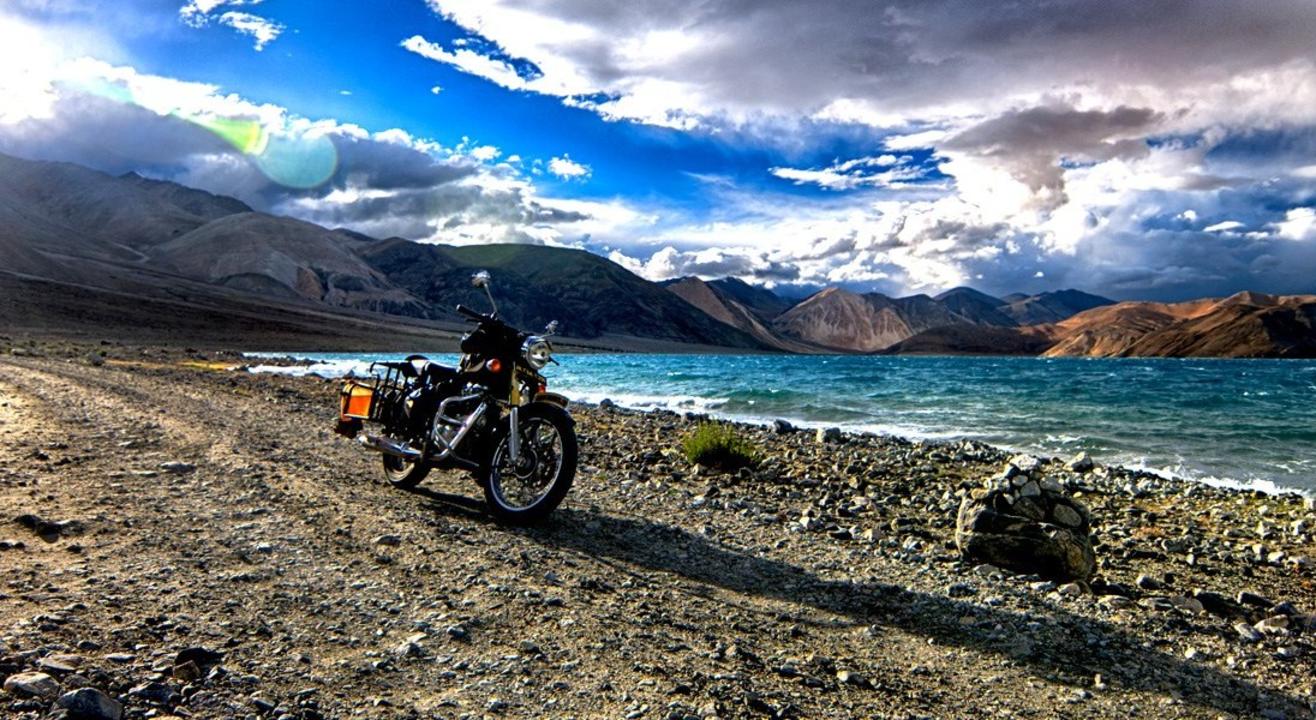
[335,270,577,524]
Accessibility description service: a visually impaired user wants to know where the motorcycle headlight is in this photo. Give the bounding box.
[522,336,552,369]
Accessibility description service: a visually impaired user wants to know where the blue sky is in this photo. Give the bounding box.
[2,0,1316,301]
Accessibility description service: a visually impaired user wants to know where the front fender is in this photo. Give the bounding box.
[533,392,570,412]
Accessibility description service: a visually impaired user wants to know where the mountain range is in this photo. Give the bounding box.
[2,150,1313,357]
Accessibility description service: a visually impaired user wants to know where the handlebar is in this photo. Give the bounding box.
[455,304,487,321]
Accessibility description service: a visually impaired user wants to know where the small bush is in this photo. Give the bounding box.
[682,422,761,472]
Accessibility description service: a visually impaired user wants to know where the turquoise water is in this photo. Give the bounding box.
[250,353,1316,494]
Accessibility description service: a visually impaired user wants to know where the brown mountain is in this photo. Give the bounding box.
[150,212,430,316]
[1001,289,1114,325]
[664,277,821,352]
[1044,292,1316,358]
[770,287,965,352]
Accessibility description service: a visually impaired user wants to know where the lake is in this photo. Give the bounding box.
[249,353,1316,495]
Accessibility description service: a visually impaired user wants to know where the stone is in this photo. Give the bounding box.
[955,485,1095,581]
[4,671,61,699]
[373,534,402,547]
[129,681,179,705]
[1135,574,1164,591]
[57,687,123,720]
[1255,615,1291,635]
[1066,452,1094,473]
[1168,596,1205,614]
[816,427,843,444]
[836,670,868,687]
[1018,481,1041,498]
[1051,503,1084,529]
[946,582,976,598]
[1056,582,1086,597]
[598,398,615,409]
[1008,454,1042,474]
[445,624,469,641]
[772,419,795,435]
[174,646,224,670]
[1191,589,1241,618]
[159,461,195,474]
[1234,622,1264,644]
[1237,591,1274,609]
[0,539,25,550]
[39,653,83,673]
[172,661,201,682]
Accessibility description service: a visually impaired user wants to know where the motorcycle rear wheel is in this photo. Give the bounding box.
[382,454,430,489]
[482,403,577,525]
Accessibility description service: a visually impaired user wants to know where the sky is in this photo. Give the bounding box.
[2,0,1316,301]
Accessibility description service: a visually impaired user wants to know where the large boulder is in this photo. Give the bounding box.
[955,457,1096,581]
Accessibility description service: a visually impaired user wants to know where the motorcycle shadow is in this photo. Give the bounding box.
[403,486,1306,719]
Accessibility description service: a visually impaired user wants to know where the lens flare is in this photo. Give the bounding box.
[66,76,338,189]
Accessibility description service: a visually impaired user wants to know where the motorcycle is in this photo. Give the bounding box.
[334,270,577,524]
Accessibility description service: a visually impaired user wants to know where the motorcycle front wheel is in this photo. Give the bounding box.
[482,403,577,525]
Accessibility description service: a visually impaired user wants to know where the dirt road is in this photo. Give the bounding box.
[1,348,1313,718]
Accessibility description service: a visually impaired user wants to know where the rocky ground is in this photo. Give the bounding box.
[1,340,1314,719]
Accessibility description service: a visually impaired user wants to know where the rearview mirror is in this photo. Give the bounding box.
[471,270,491,288]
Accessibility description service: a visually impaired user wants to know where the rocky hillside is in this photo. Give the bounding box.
[0,151,762,349]
[151,213,429,317]
[361,242,765,348]
[663,277,821,352]
[1044,292,1316,358]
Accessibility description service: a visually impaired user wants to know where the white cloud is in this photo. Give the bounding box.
[216,11,283,50]
[1276,207,1316,241]
[1203,220,1244,233]
[769,154,927,191]
[178,1,282,51]
[547,154,589,179]
[468,144,500,161]
[429,85,443,95]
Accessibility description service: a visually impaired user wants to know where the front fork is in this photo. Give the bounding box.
[507,405,521,465]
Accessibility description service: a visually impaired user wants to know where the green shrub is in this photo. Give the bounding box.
[682,422,761,472]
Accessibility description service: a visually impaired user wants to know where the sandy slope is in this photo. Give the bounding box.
[0,345,1313,719]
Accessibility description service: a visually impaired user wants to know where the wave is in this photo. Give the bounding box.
[244,351,1316,498]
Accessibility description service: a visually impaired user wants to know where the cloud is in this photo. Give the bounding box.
[429,85,443,95]
[1203,220,1245,233]
[1276,207,1316,241]
[217,11,283,51]
[179,0,283,51]
[0,49,635,248]
[769,154,926,190]
[547,154,590,180]
[411,0,1316,132]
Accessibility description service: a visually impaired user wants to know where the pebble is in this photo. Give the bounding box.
[1056,582,1086,597]
[836,670,868,687]
[946,582,976,598]
[160,461,196,474]
[1237,591,1273,609]
[1234,622,1264,644]
[1066,452,1094,472]
[1135,574,1163,591]
[57,687,123,720]
[373,534,402,547]
[3,671,61,699]
[816,427,842,444]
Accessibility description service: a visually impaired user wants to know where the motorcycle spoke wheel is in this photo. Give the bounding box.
[489,418,564,511]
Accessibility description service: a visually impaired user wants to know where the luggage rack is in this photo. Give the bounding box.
[339,361,417,425]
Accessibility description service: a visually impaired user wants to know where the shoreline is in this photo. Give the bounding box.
[241,350,1316,500]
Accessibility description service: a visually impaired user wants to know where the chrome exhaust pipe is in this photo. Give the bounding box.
[357,433,422,461]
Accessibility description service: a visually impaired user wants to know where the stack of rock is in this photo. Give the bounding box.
[955,454,1097,581]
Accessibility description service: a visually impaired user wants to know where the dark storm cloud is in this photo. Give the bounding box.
[0,81,596,242]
